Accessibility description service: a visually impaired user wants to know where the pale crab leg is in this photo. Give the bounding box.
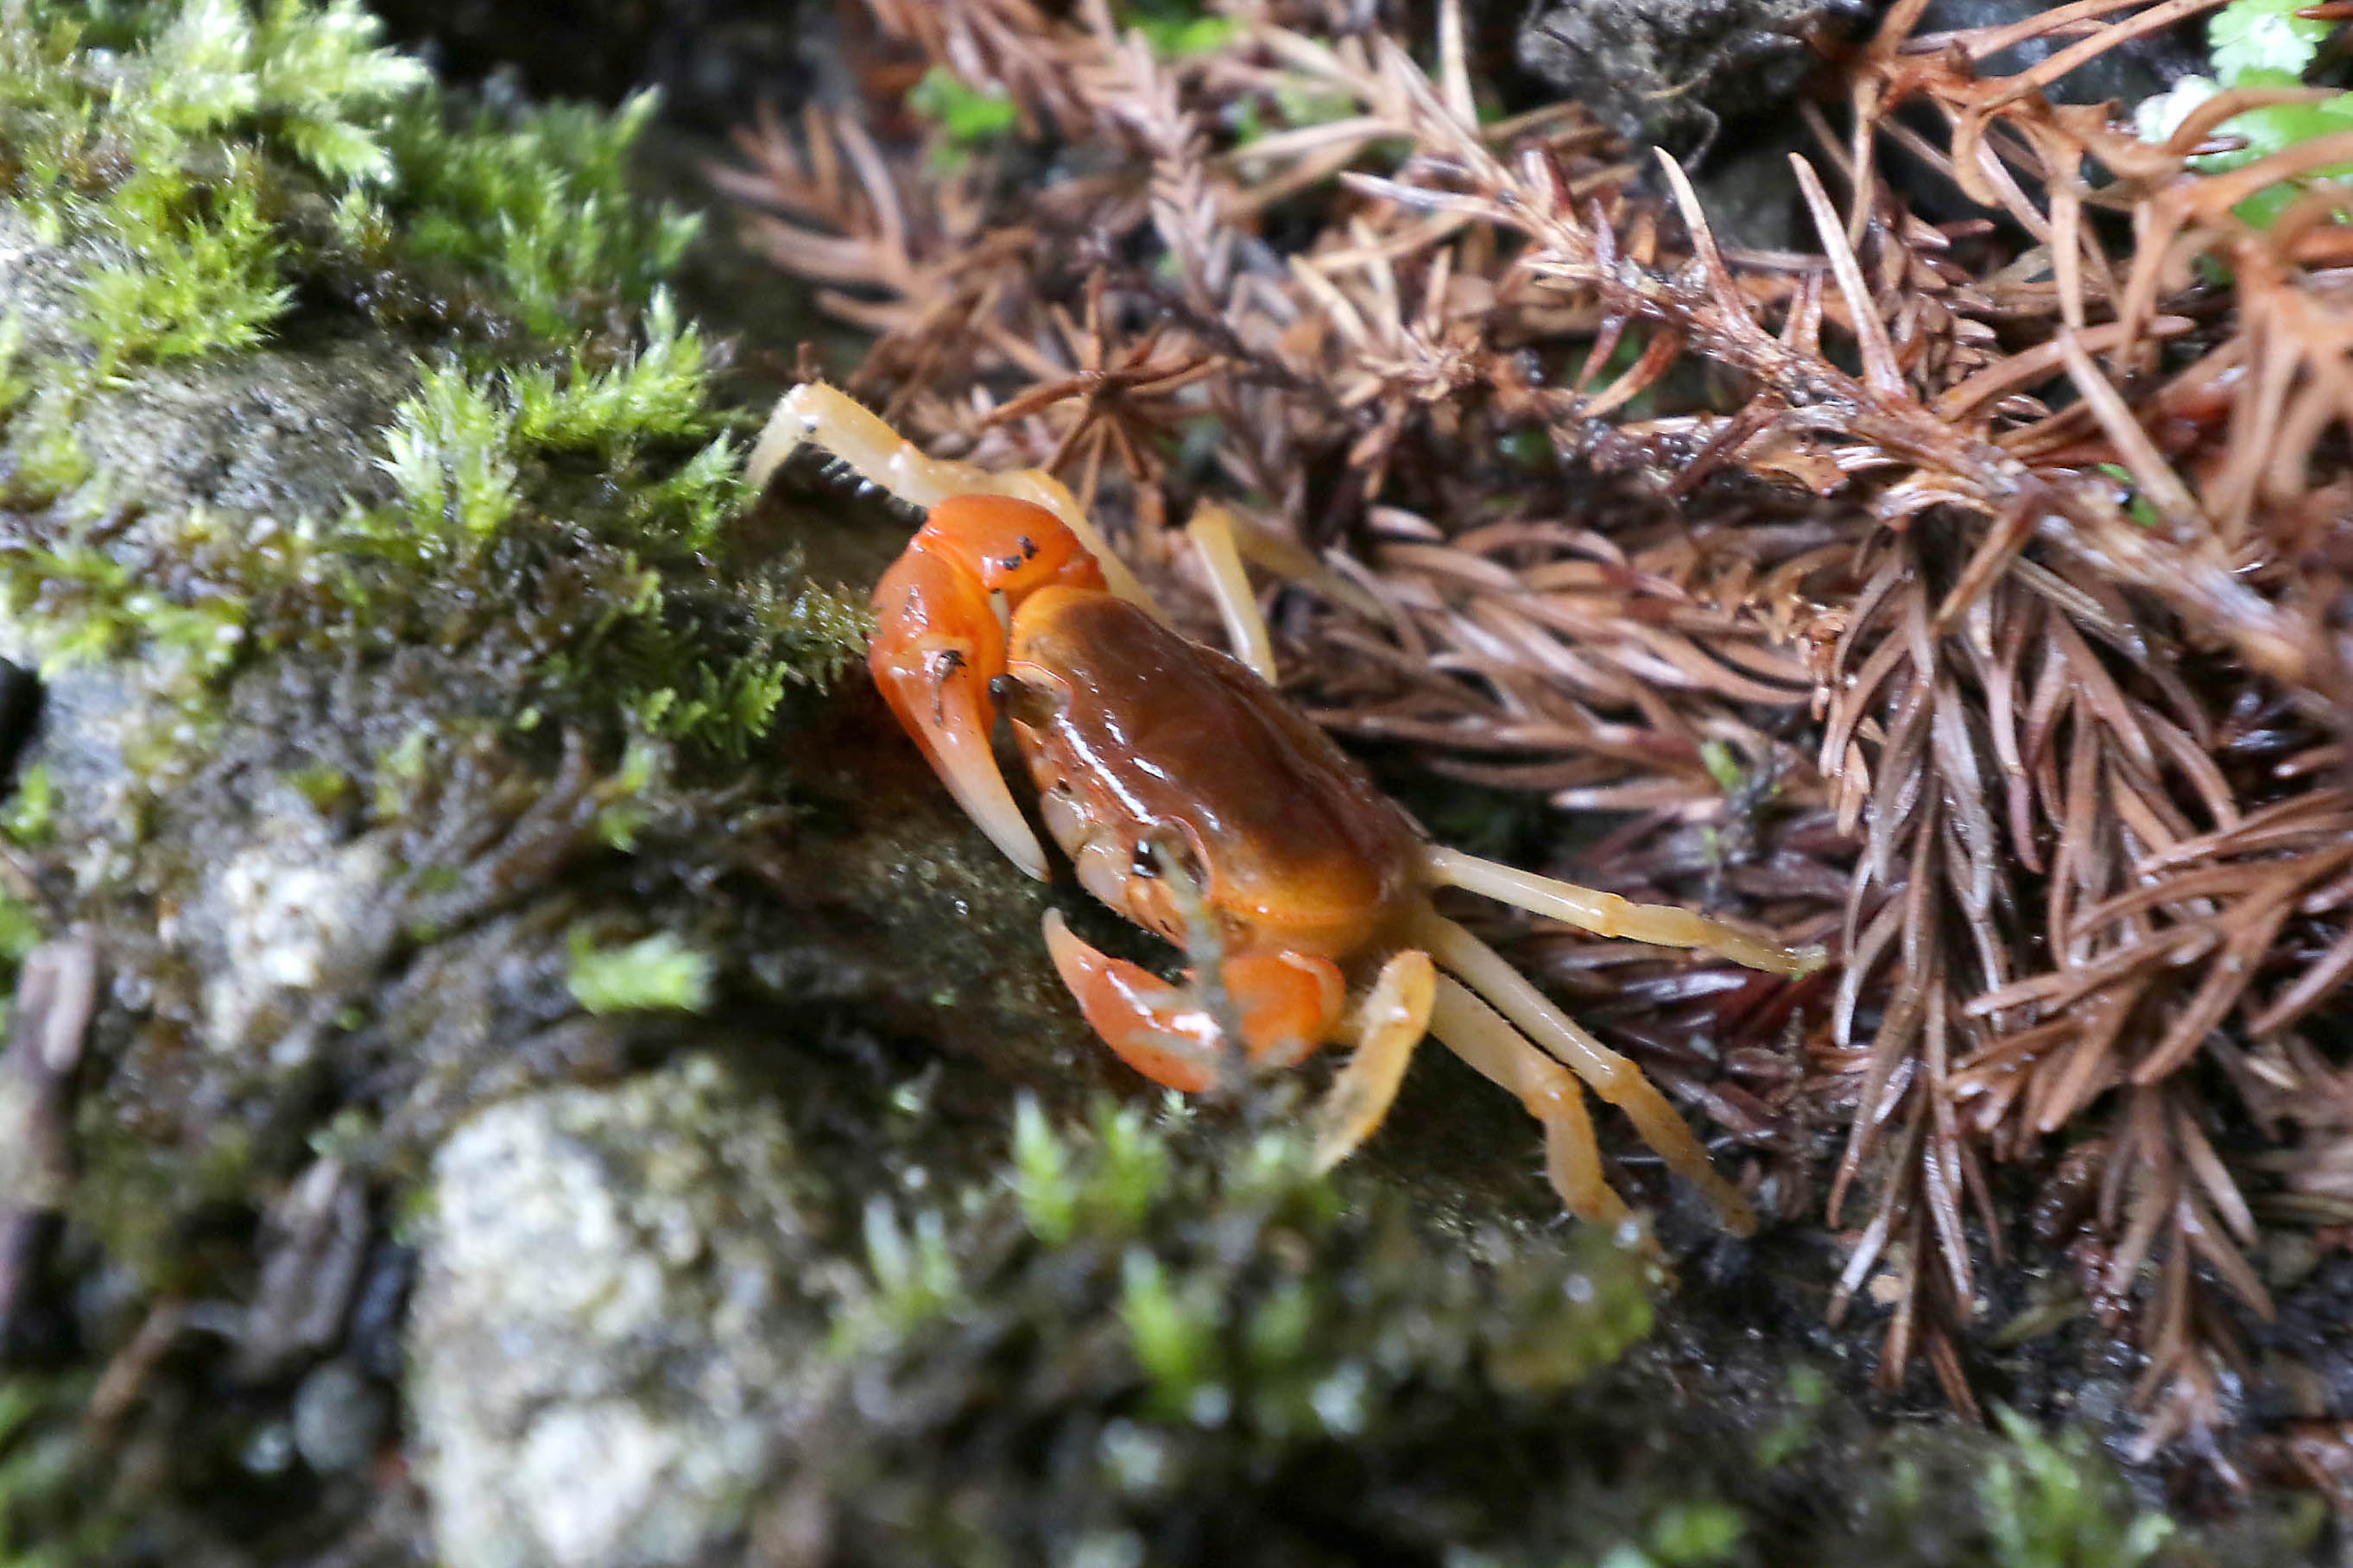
[1421,844,1825,977]
[1183,503,1396,680]
[1211,508,1391,626]
[1424,972,1631,1228]
[1412,903,1758,1235]
[750,383,1167,620]
[1184,503,1278,681]
[1307,949,1437,1173]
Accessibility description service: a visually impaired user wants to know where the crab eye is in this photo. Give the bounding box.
[1131,841,1160,877]
[990,670,1063,726]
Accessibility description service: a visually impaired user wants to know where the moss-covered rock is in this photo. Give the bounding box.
[0,3,873,1559]
[405,1066,2243,1568]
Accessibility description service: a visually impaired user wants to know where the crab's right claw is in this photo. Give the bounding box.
[869,547,1049,879]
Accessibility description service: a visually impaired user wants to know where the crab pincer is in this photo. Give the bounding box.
[867,494,1104,879]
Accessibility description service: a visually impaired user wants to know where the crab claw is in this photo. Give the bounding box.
[870,542,1047,878]
[1042,911,1344,1093]
[869,496,1111,881]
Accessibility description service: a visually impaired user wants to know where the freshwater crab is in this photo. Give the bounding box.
[750,383,1823,1234]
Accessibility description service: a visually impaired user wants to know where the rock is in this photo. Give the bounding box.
[408,1056,829,1568]
[292,1358,394,1475]
[1515,0,1872,155]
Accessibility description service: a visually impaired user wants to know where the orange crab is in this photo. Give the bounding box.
[750,384,1823,1234]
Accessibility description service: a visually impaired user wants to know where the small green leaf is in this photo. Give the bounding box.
[2146,65,2353,230]
[1129,11,1237,58]
[566,928,715,1014]
[2211,0,2332,82]
[1648,1502,1745,1566]
[1010,1097,1078,1244]
[0,891,45,965]
[1,766,55,847]
[908,66,1018,146]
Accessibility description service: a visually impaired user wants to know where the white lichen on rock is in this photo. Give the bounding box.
[408,1055,830,1568]
[191,826,392,1057]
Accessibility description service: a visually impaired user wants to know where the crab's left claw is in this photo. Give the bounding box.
[870,544,1048,879]
[1042,912,1344,1093]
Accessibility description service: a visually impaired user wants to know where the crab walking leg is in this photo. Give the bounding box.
[1413,905,1759,1235]
[1184,498,1390,635]
[1422,845,1825,977]
[750,383,1166,618]
[1184,504,1278,681]
[1426,974,1631,1227]
[1308,950,1437,1173]
[1218,515,1393,627]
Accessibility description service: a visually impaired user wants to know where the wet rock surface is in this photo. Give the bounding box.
[1515,0,1869,153]
[411,1057,827,1568]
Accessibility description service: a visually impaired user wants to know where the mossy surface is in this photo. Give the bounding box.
[0,2,869,1559]
[405,1055,2230,1568]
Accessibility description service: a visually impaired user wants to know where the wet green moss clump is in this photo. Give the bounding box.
[787,1098,2217,1568]
[0,0,863,755]
[800,1097,1681,1565]
[0,3,870,1559]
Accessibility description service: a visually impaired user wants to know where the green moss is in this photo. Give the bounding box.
[11,535,249,681]
[1010,1095,1081,1242]
[0,0,426,197]
[1116,2,1240,60]
[0,1,866,769]
[0,0,837,1333]
[1977,1408,2173,1568]
[0,891,41,971]
[806,1098,1680,1558]
[0,764,52,847]
[380,87,699,338]
[508,289,713,451]
[0,1378,108,1568]
[1,387,93,506]
[373,360,522,542]
[565,926,716,1015]
[1641,1502,1747,1565]
[606,564,871,758]
[280,759,353,813]
[834,1199,964,1350]
[907,66,1018,149]
[0,0,427,379]
[79,161,293,376]
[1119,1247,1224,1419]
